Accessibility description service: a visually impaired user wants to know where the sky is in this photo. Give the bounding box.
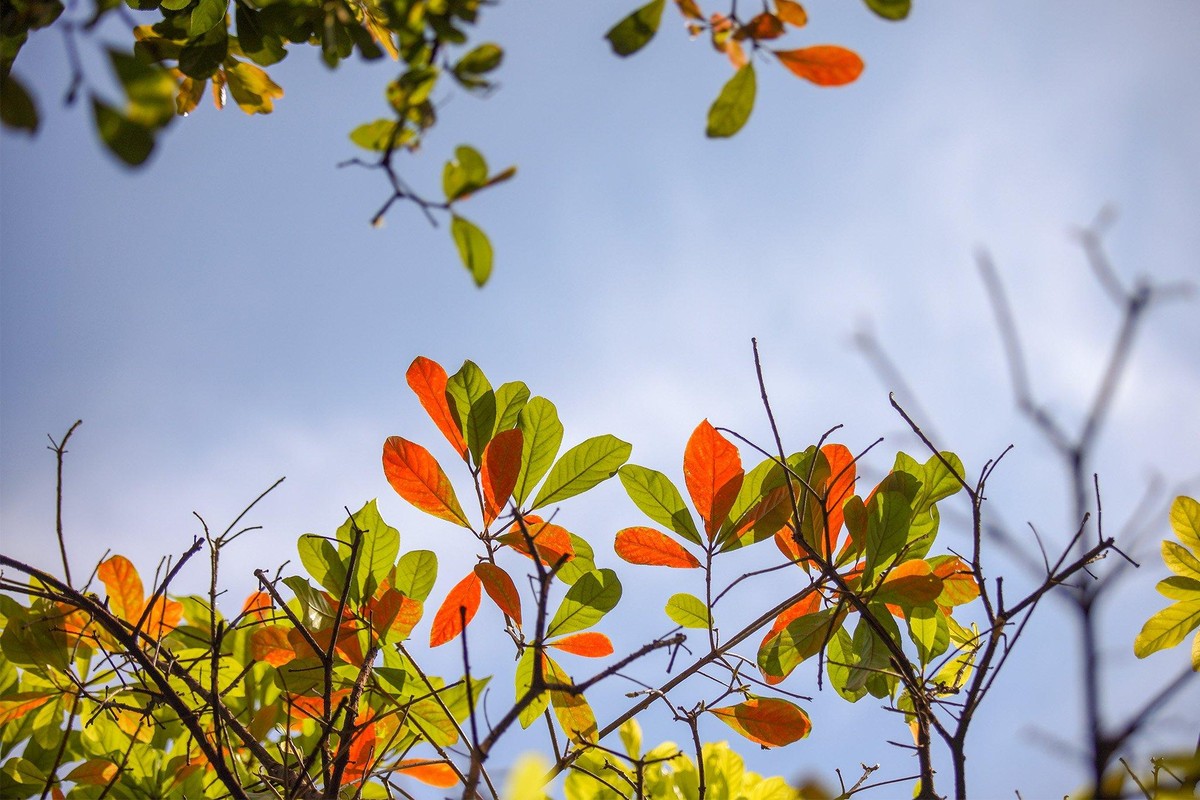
[2,1,1199,796]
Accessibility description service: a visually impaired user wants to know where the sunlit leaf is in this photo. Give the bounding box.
[1170,495,1200,552]
[429,572,482,647]
[863,0,910,21]
[548,631,614,658]
[498,516,576,568]
[774,46,864,86]
[907,604,949,665]
[188,0,226,37]
[504,753,552,800]
[109,49,174,127]
[349,119,404,152]
[342,720,377,784]
[0,693,54,727]
[251,626,296,666]
[683,419,744,539]
[774,0,807,26]
[365,587,423,641]
[928,555,979,608]
[515,648,551,728]
[709,696,811,747]
[706,63,755,138]
[515,397,564,505]
[605,0,666,56]
[64,759,119,786]
[492,381,530,437]
[382,436,471,527]
[444,145,489,201]
[450,215,493,287]
[618,464,702,545]
[474,562,522,625]
[482,428,523,525]
[225,61,283,113]
[737,12,784,40]
[532,435,632,510]
[1163,540,1200,581]
[863,490,912,585]
[664,592,710,629]
[394,550,438,602]
[546,569,622,638]
[762,592,820,644]
[874,559,943,607]
[758,607,844,683]
[615,527,701,568]
[343,499,400,601]
[396,760,459,788]
[97,555,144,623]
[405,357,468,459]
[297,535,348,597]
[544,656,598,743]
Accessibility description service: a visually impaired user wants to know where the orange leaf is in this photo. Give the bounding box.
[366,588,424,641]
[738,12,784,40]
[674,0,703,21]
[397,760,460,788]
[498,516,576,567]
[709,696,811,747]
[684,420,744,539]
[65,759,118,786]
[762,592,820,645]
[474,563,522,625]
[775,528,801,562]
[774,46,864,86]
[429,572,482,647]
[406,357,468,459]
[878,559,944,605]
[343,721,377,784]
[931,556,980,607]
[774,0,807,26]
[481,429,523,526]
[252,626,297,666]
[614,527,701,569]
[0,693,54,726]
[383,436,471,527]
[548,631,614,658]
[287,622,364,664]
[241,591,273,623]
[141,595,183,639]
[286,690,350,727]
[97,555,144,623]
[822,443,856,557]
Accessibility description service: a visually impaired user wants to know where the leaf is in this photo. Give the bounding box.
[443,145,489,201]
[874,559,943,607]
[0,693,54,727]
[706,63,755,138]
[394,550,438,602]
[1133,600,1200,663]
[605,0,666,56]
[297,535,348,597]
[493,381,530,436]
[515,648,551,728]
[365,588,423,641]
[822,443,857,554]
[504,754,552,800]
[709,696,811,747]
[928,555,979,608]
[0,73,39,133]
[547,631,614,658]
[396,760,459,788]
[683,419,744,539]
[907,604,949,665]
[91,98,154,166]
[225,61,283,113]
[762,592,821,644]
[499,516,576,567]
[515,397,564,505]
[862,0,911,21]
[1170,495,1200,552]
[349,119,403,152]
[109,50,174,127]
[342,721,377,784]
[64,759,118,786]
[532,435,632,510]
[1163,540,1200,581]
[456,42,503,75]
[188,0,226,37]
[343,499,400,601]
[545,657,598,743]
[614,527,701,568]
[774,0,807,27]
[482,429,523,525]
[97,555,144,623]
[546,569,622,638]
[406,357,468,459]
[450,215,493,287]
[1158,575,1200,601]
[250,626,296,666]
[474,563,522,625]
[382,436,471,527]
[445,359,495,468]
[429,572,482,647]
[758,607,844,683]
[664,593,710,629]
[738,12,784,40]
[863,490,913,584]
[774,46,864,86]
[618,464,702,545]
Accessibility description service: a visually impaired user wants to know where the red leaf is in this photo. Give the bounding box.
[97,555,144,623]
[406,357,468,459]
[429,572,482,647]
[684,420,744,539]
[251,626,296,666]
[774,46,863,86]
[822,443,856,557]
[674,0,703,21]
[396,760,459,788]
[481,428,523,526]
[548,631,614,658]
[614,527,701,569]
[286,690,350,728]
[141,594,183,638]
[474,563,522,625]
[710,696,811,747]
[383,436,471,527]
[498,515,576,567]
[342,721,377,784]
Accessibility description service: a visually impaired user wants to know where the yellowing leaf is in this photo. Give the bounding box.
[98,555,145,623]
[1170,495,1200,551]
[774,46,864,86]
[0,693,54,727]
[1134,600,1200,663]
[65,759,119,786]
[774,0,807,26]
[665,592,710,629]
[709,696,811,747]
[224,61,283,114]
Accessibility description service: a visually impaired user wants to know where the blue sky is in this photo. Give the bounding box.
[2,1,1199,795]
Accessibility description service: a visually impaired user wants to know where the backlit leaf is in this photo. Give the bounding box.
[515,648,551,728]
[1163,540,1200,581]
[774,46,864,86]
[396,760,459,788]
[64,759,118,786]
[774,0,807,26]
[822,443,857,555]
[109,49,174,127]
[445,359,495,467]
[548,631,614,658]
[188,0,226,37]
[97,555,144,623]
[515,397,564,505]
[499,516,576,568]
[863,0,910,21]
[365,588,423,641]
[618,464,702,545]
[928,555,979,607]
[665,592,710,629]
[1170,495,1200,552]
[762,592,820,644]
[738,12,784,40]
[547,569,622,638]
[0,693,54,727]
[706,63,755,138]
[0,73,38,133]
[1135,600,1200,662]
[863,490,912,584]
[91,98,154,166]
[684,419,744,539]
[493,381,530,437]
[342,721,377,784]
[532,435,632,510]
[907,604,949,665]
[605,0,666,56]
[394,550,438,602]
[406,356,468,459]
[758,607,844,683]
[429,572,482,647]
[450,215,493,287]
[474,562,522,625]
[709,696,811,747]
[482,429,523,525]
[225,61,283,113]
[615,527,701,568]
[349,119,403,152]
[251,626,296,666]
[343,499,400,601]
[545,656,598,743]
[297,534,348,596]
[874,559,943,607]
[382,436,471,527]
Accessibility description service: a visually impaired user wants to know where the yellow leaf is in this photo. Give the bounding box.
[503,754,550,800]
[225,62,283,114]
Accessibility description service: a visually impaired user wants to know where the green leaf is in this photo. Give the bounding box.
[109,50,175,128]
[393,550,438,602]
[605,0,665,56]
[387,66,439,113]
[450,215,493,287]
[492,381,530,436]
[706,64,756,138]
[189,0,227,37]
[91,97,154,166]
[339,500,400,602]
[863,490,913,584]
[618,464,702,545]
[455,42,503,75]
[515,648,549,728]
[664,593,710,629]
[178,25,228,79]
[443,145,489,201]
[862,0,911,21]
[514,397,563,505]
[282,576,334,629]
[758,608,844,682]
[906,604,949,665]
[225,61,282,113]
[546,569,622,638]
[826,627,867,702]
[297,533,348,597]
[532,435,632,510]
[445,359,495,466]
[235,2,286,65]
[0,73,38,133]
[349,119,404,152]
